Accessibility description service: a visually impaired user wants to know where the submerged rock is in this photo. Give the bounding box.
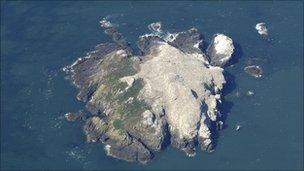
[64,112,84,122]
[236,124,241,131]
[105,138,153,164]
[246,57,267,66]
[244,65,263,78]
[207,34,235,67]
[64,20,236,163]
[246,90,254,96]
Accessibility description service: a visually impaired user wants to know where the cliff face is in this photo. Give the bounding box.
[64,20,234,163]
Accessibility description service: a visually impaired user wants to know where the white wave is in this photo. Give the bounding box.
[140,22,181,44]
[148,22,162,33]
[99,15,121,29]
[163,33,179,42]
[104,144,111,155]
[139,33,156,39]
[255,22,268,35]
[193,40,202,49]
[99,17,113,28]
[71,58,84,67]
[66,146,86,161]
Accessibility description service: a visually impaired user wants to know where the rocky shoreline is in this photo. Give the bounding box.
[64,19,235,164]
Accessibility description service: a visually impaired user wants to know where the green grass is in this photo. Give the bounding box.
[117,79,142,102]
[98,55,151,131]
[104,56,137,79]
[117,79,151,118]
[113,119,124,130]
[101,56,134,104]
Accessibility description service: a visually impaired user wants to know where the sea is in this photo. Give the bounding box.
[1,1,303,170]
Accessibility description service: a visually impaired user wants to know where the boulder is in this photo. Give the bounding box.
[244,65,263,78]
[207,34,234,67]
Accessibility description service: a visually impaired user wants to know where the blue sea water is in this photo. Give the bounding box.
[1,1,303,170]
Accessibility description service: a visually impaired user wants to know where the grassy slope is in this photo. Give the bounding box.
[91,53,150,132]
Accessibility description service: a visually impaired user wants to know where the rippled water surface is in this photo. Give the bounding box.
[1,1,303,170]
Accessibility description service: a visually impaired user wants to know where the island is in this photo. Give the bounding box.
[63,19,235,164]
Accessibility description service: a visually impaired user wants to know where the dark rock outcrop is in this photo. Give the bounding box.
[169,28,204,54]
[244,65,263,78]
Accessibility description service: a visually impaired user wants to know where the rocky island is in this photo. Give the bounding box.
[64,19,235,164]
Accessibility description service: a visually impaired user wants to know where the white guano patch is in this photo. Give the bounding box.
[121,43,226,140]
[213,34,234,56]
[119,76,134,91]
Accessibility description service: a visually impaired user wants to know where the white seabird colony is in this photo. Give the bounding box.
[207,34,235,67]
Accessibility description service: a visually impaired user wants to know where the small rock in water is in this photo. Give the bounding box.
[207,34,235,67]
[65,112,84,122]
[216,120,224,130]
[246,90,254,96]
[244,65,263,78]
[184,147,196,157]
[235,90,241,97]
[246,57,263,66]
[236,125,241,131]
[255,22,268,36]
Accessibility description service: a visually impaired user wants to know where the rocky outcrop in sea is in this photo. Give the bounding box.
[63,19,235,164]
